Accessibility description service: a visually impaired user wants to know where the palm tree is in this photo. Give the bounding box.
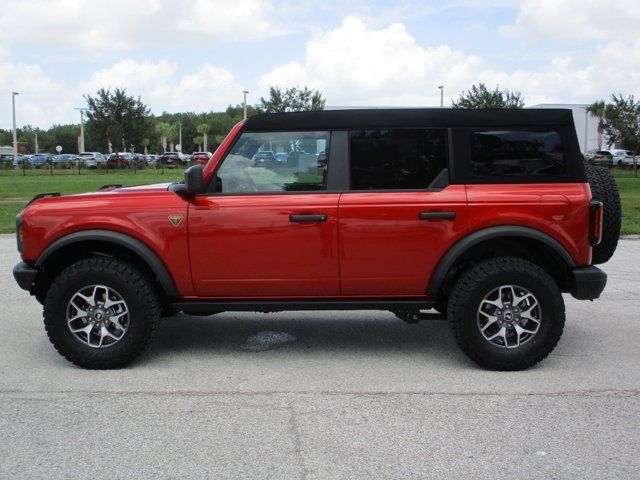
[155,122,177,152]
[197,123,210,152]
[142,138,150,156]
[587,100,607,149]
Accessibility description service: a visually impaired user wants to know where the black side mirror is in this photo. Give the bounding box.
[184,164,205,194]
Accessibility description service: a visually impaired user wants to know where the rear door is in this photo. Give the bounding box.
[338,128,468,296]
[189,130,341,297]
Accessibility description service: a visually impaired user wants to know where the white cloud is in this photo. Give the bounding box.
[0,0,283,51]
[0,62,73,129]
[259,16,640,108]
[177,0,279,40]
[499,0,640,42]
[259,17,484,106]
[82,59,243,113]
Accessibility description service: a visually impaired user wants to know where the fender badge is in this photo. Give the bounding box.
[168,214,183,227]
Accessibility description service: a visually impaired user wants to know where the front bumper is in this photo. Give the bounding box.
[13,261,38,292]
[570,266,607,300]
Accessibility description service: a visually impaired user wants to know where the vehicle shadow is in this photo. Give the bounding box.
[150,311,457,359]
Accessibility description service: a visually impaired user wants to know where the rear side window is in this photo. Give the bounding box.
[470,130,565,179]
[349,128,447,190]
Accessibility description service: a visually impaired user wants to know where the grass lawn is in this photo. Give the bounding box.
[612,168,640,236]
[0,166,639,235]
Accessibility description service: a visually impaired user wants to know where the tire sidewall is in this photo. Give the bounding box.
[453,266,564,367]
[44,260,156,366]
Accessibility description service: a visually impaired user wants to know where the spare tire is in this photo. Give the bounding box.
[585,165,621,264]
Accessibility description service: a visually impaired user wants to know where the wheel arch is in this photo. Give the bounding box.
[427,226,576,298]
[34,230,178,300]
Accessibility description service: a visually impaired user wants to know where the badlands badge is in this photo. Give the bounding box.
[168,214,183,227]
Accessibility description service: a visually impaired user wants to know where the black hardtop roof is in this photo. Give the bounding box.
[243,108,574,131]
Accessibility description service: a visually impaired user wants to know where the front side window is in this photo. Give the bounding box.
[215,131,330,193]
[349,129,447,190]
[470,130,565,179]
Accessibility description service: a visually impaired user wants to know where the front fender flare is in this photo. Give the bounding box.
[35,229,178,298]
[427,226,576,296]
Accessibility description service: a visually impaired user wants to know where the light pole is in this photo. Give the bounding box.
[12,92,19,166]
[178,122,182,151]
[243,90,249,120]
[35,131,39,154]
[75,107,87,153]
[438,85,444,108]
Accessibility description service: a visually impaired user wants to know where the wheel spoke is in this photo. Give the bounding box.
[477,283,542,349]
[66,284,129,349]
[100,326,123,341]
[486,326,507,342]
[499,285,517,305]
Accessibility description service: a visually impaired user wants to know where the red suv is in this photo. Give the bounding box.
[13,109,620,370]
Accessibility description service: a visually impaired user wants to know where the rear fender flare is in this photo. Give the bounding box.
[427,226,576,296]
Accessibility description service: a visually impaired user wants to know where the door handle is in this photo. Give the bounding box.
[290,214,328,223]
[419,211,456,220]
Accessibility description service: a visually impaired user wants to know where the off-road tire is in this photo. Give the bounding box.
[448,257,565,371]
[586,165,621,264]
[43,257,160,369]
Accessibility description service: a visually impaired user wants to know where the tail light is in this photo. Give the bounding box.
[589,200,603,246]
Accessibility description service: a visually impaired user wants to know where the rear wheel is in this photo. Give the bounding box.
[448,257,565,371]
[43,257,160,369]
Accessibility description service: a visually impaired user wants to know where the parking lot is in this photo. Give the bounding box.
[1,234,639,479]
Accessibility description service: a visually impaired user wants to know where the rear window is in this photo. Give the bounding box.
[349,128,447,190]
[470,130,566,179]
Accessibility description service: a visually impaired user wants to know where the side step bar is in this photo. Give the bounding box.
[170,299,436,315]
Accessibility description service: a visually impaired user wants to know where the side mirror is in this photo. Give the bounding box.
[184,164,205,194]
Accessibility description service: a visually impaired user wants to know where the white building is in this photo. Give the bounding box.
[527,104,603,154]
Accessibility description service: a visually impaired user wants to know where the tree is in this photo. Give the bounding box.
[257,86,326,113]
[600,94,640,175]
[142,138,150,155]
[85,88,152,152]
[587,100,607,149]
[197,123,210,152]
[452,83,525,109]
[155,122,174,152]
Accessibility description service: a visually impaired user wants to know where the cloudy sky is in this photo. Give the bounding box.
[1,0,638,129]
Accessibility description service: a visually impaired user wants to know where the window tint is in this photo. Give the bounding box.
[470,130,565,179]
[349,129,447,190]
[216,131,330,193]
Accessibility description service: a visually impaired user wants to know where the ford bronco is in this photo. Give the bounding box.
[13,109,621,370]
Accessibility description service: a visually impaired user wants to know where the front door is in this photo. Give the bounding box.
[189,129,340,298]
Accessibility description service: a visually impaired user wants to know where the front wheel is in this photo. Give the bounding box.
[43,257,160,369]
[448,257,565,371]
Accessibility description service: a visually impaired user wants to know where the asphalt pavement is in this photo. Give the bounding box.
[1,235,638,479]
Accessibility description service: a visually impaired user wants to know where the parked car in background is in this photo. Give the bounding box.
[252,150,277,168]
[77,152,106,168]
[609,149,636,167]
[157,152,186,168]
[146,154,157,169]
[274,152,288,164]
[108,153,133,169]
[0,153,28,168]
[584,149,598,162]
[52,154,78,168]
[191,152,212,165]
[29,153,54,168]
[590,150,613,167]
